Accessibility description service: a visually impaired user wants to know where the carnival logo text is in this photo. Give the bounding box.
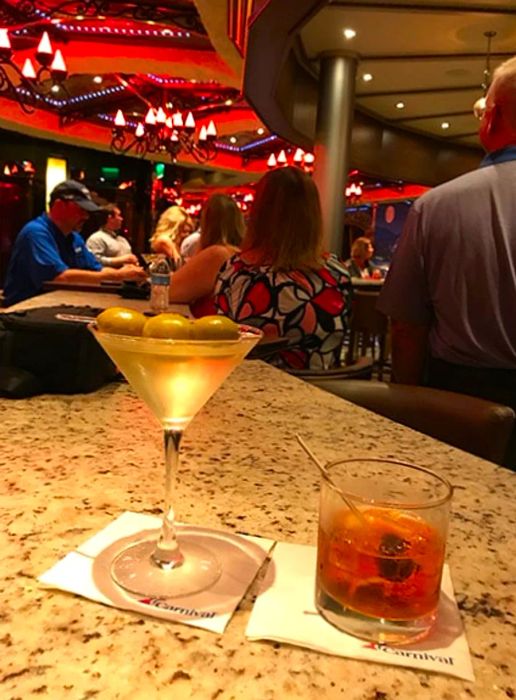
[139,598,216,619]
[363,642,454,666]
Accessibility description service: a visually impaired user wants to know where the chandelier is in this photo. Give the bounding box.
[345,181,363,203]
[473,30,496,120]
[267,148,315,172]
[110,106,218,163]
[0,28,68,112]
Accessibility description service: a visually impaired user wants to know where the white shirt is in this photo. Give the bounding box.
[86,229,133,267]
[180,231,201,261]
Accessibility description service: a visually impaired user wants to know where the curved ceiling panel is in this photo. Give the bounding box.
[244,0,516,183]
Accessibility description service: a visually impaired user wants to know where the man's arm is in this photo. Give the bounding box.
[390,319,429,385]
[95,253,139,268]
[86,234,138,268]
[54,264,146,285]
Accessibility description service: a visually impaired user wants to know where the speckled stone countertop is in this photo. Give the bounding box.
[1,302,515,699]
[1,289,189,315]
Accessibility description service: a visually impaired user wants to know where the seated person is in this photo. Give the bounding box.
[86,203,138,268]
[168,193,244,314]
[179,220,201,262]
[213,167,353,370]
[149,205,194,269]
[3,180,145,306]
[345,237,382,279]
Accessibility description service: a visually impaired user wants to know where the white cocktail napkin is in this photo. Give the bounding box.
[246,542,474,681]
[38,511,275,634]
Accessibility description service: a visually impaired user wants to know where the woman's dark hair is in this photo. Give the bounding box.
[199,194,244,250]
[244,166,323,270]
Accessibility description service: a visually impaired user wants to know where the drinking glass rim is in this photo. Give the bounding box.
[323,457,453,509]
[89,322,263,345]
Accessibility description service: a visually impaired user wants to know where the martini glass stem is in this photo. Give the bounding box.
[151,427,184,569]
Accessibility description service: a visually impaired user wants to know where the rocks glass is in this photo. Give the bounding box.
[316,458,452,644]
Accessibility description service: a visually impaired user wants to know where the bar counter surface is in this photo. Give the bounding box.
[1,294,515,699]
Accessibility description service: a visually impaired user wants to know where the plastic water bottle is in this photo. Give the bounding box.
[149,255,170,313]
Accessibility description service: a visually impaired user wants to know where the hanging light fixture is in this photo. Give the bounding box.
[0,28,68,112]
[110,106,219,164]
[266,147,315,172]
[473,31,496,120]
[345,182,363,201]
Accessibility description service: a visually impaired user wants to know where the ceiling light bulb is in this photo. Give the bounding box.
[114,109,126,127]
[93,75,103,84]
[225,99,233,106]
[185,112,196,129]
[37,31,53,55]
[230,136,237,144]
[343,28,356,40]
[50,49,66,73]
[362,73,373,82]
[441,121,450,130]
[473,96,486,119]
[257,127,265,135]
[145,108,156,125]
[0,29,12,51]
[22,58,37,80]
[396,101,405,109]
[51,84,60,93]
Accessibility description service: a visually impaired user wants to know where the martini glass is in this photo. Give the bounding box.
[90,323,262,598]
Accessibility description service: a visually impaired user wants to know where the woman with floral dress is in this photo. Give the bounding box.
[214,166,352,370]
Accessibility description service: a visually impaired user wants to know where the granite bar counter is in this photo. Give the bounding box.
[1,360,515,699]
[1,289,189,315]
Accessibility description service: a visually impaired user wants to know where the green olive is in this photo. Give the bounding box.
[191,315,240,340]
[142,313,192,339]
[96,307,146,336]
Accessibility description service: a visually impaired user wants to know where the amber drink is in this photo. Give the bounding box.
[316,459,452,644]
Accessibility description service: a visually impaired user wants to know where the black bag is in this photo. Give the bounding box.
[0,305,118,397]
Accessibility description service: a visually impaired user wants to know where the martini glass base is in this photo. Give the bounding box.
[111,537,222,598]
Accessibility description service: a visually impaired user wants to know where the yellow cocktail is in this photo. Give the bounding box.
[91,311,262,598]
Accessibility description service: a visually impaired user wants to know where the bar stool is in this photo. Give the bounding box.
[311,379,515,465]
[345,290,389,380]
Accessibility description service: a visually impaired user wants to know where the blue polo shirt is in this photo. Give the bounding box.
[4,213,102,306]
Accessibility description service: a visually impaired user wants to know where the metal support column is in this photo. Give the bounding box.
[312,52,357,255]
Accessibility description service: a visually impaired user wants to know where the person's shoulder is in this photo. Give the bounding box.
[415,167,488,209]
[70,231,87,247]
[200,244,234,261]
[19,214,49,238]
[324,253,350,271]
[87,229,103,240]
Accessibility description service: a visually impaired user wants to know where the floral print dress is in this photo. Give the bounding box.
[213,254,352,369]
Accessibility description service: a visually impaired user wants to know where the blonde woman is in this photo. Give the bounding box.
[149,205,193,268]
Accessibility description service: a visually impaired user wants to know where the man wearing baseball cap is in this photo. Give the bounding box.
[3,180,146,306]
